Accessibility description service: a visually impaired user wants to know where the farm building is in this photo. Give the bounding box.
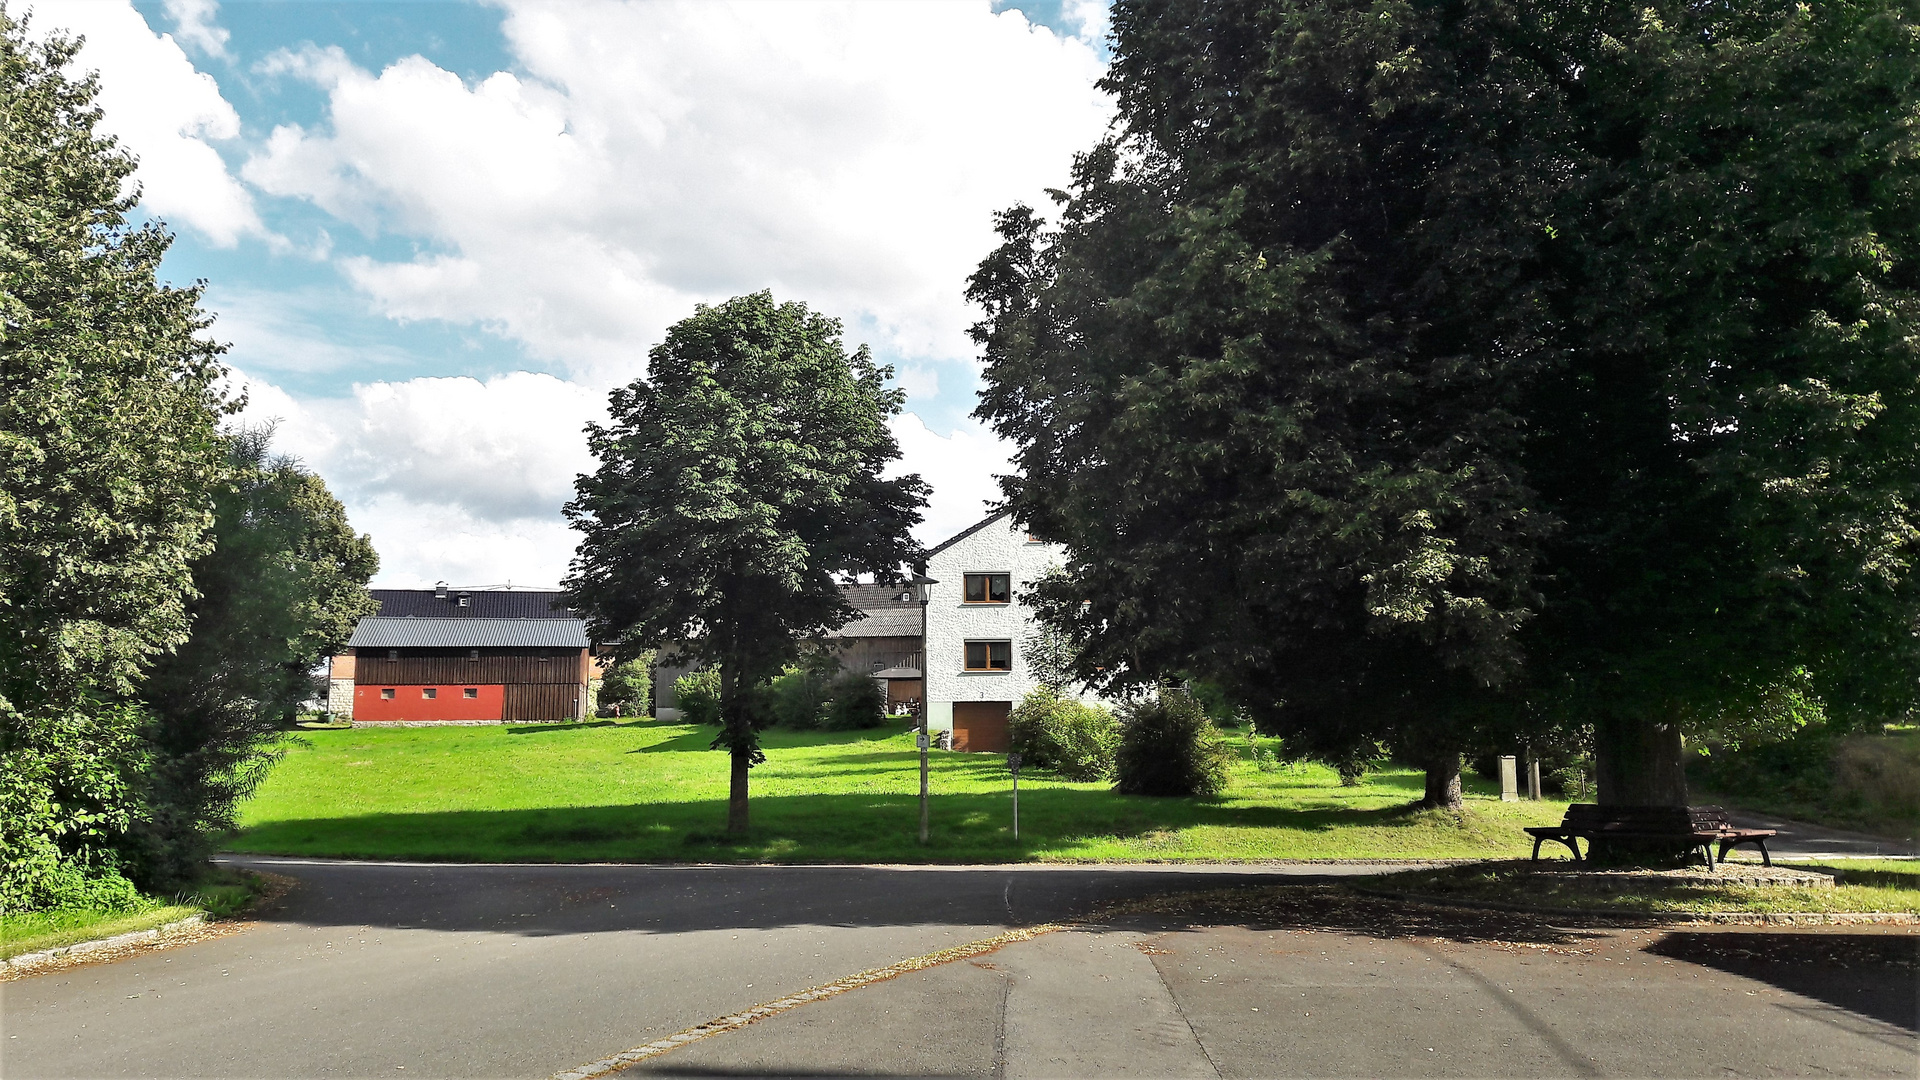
[329,586,600,723]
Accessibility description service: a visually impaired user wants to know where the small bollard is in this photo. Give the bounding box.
[1499,755,1519,802]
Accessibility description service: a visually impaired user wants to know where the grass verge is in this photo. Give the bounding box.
[229,718,1571,863]
[1358,859,1920,917]
[1,866,268,961]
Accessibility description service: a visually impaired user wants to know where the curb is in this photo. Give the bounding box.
[1347,885,1920,926]
[2,915,208,976]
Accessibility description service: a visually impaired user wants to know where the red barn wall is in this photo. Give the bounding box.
[355,683,505,722]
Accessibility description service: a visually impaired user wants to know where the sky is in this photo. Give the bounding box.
[20,0,1115,588]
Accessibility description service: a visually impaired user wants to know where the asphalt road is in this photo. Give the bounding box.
[3,857,1914,1079]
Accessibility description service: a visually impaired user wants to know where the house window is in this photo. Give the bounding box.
[463,688,478,699]
[964,640,1012,671]
[380,688,395,700]
[963,573,1010,604]
[421,687,437,699]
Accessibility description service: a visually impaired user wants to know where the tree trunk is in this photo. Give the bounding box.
[720,662,750,835]
[727,745,751,834]
[1418,751,1463,811]
[1593,710,1688,806]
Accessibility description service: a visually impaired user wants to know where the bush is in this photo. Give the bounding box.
[753,664,823,729]
[1834,731,1920,824]
[599,653,654,717]
[1114,690,1232,797]
[673,669,722,726]
[1009,688,1118,781]
[820,671,887,731]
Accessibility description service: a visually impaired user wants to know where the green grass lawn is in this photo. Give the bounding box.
[229,718,1570,863]
[1,869,263,961]
[1360,858,1920,917]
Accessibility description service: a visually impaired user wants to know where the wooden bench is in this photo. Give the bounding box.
[1525,804,1777,868]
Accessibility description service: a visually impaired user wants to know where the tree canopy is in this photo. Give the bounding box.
[565,291,926,833]
[970,0,1920,805]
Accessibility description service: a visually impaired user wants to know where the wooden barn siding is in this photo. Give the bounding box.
[353,648,586,686]
[505,683,579,721]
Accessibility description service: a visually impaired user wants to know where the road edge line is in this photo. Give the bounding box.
[547,922,1067,1080]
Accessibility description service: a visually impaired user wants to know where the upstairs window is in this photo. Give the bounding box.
[386,649,399,661]
[463,688,479,699]
[963,573,1010,604]
[421,687,437,699]
[468,649,480,661]
[964,640,1012,671]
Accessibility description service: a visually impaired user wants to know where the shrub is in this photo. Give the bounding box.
[763,663,832,730]
[821,671,887,730]
[598,653,654,717]
[673,669,722,726]
[1114,690,1232,797]
[1834,731,1920,824]
[1009,688,1118,781]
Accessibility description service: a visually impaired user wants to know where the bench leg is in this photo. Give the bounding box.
[1531,836,1544,862]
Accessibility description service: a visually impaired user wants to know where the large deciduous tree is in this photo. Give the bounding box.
[0,13,228,906]
[971,0,1920,807]
[565,292,926,834]
[132,428,378,887]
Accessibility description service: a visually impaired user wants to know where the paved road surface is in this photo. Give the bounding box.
[3,857,1913,1078]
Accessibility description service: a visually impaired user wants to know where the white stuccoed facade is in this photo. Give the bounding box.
[922,511,1077,735]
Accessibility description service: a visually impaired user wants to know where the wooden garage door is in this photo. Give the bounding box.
[504,683,579,721]
[952,701,1012,753]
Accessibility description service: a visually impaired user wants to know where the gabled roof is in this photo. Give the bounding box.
[833,581,923,640]
[348,617,589,649]
[924,509,1013,560]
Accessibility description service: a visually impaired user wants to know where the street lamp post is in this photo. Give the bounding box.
[912,574,936,845]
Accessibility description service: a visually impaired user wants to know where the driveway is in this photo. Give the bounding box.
[2,857,1913,1079]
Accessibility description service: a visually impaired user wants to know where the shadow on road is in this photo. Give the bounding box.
[1645,931,1919,1033]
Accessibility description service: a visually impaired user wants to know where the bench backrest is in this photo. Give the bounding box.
[1561,803,1714,833]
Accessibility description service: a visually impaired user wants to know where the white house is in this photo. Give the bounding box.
[920,509,1078,752]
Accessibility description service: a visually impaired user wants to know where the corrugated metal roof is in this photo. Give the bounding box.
[348,617,589,649]
[371,589,577,619]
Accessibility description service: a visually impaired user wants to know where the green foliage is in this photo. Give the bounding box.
[970,0,1920,805]
[599,653,655,717]
[1008,687,1119,781]
[130,428,377,888]
[1114,690,1232,798]
[0,15,231,910]
[820,670,887,731]
[674,669,722,727]
[0,701,147,911]
[564,291,926,830]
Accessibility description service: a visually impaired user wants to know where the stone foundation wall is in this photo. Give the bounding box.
[328,678,354,719]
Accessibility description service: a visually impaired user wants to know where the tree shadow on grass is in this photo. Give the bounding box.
[506,721,621,734]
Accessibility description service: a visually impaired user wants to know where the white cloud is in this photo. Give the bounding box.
[162,0,229,59]
[889,411,1015,547]
[1064,0,1113,48]
[228,368,605,587]
[243,0,1112,381]
[24,0,268,246]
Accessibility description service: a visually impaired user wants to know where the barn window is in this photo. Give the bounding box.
[964,641,1012,671]
[421,687,437,699]
[380,688,395,700]
[458,594,470,607]
[463,688,478,699]
[963,573,1010,604]
[386,649,399,661]
[468,649,480,661]
[537,650,551,663]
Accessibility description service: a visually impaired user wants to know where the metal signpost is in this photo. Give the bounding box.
[1007,751,1022,841]
[914,575,935,845]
